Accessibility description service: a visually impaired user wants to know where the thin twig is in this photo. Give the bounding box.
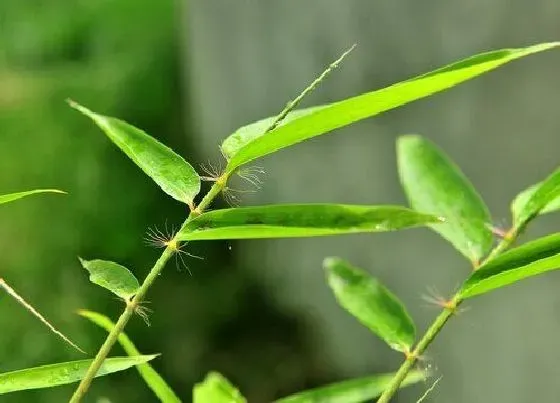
[264,44,356,133]
[0,278,85,353]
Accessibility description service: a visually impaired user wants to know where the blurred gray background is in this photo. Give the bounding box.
[1,1,560,402]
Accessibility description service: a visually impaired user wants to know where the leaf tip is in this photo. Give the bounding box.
[323,257,341,271]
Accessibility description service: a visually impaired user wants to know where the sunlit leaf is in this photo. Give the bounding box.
[79,258,139,300]
[459,233,560,299]
[275,370,426,403]
[511,167,560,228]
[0,355,157,394]
[177,204,442,241]
[224,43,559,173]
[193,372,246,403]
[221,106,324,160]
[69,101,200,205]
[0,189,65,205]
[397,135,492,264]
[324,257,415,352]
[79,310,180,403]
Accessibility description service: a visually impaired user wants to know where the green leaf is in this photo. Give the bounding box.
[275,370,426,403]
[397,134,492,264]
[324,257,415,352]
[221,106,324,160]
[224,43,559,173]
[79,258,139,300]
[511,167,560,228]
[0,355,157,394]
[193,372,246,403]
[0,189,65,205]
[177,204,442,241]
[459,233,560,299]
[79,310,180,403]
[69,101,200,205]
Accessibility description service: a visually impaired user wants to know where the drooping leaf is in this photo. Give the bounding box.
[177,204,442,241]
[79,310,180,403]
[324,257,416,352]
[459,233,560,299]
[193,372,246,403]
[0,355,157,394]
[511,167,560,228]
[79,258,139,300]
[275,370,426,403]
[397,134,492,264]
[69,101,200,205]
[224,43,559,173]
[0,189,65,205]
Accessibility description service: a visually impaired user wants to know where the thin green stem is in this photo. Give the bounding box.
[376,228,522,403]
[264,44,356,133]
[377,308,455,403]
[69,180,226,403]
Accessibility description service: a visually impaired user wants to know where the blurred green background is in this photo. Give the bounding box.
[1,1,560,402]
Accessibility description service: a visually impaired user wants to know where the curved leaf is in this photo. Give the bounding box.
[324,257,416,352]
[275,370,426,403]
[511,167,560,228]
[397,135,492,264]
[224,43,559,173]
[459,233,560,299]
[0,355,157,394]
[0,189,65,205]
[177,204,442,241]
[69,101,200,205]
[193,372,246,403]
[79,310,180,403]
[79,258,139,300]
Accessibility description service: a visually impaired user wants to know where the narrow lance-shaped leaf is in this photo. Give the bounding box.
[221,106,323,160]
[69,101,200,205]
[324,257,416,352]
[459,233,560,299]
[397,135,492,264]
[0,355,157,394]
[0,189,65,205]
[177,204,442,241]
[79,310,181,403]
[193,372,246,403]
[223,43,559,173]
[79,258,139,300]
[511,166,560,228]
[275,370,426,403]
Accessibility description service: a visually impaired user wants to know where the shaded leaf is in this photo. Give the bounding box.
[79,258,139,300]
[177,204,441,241]
[275,370,426,403]
[69,101,200,205]
[0,355,157,394]
[0,189,65,205]
[324,257,415,352]
[79,310,180,403]
[193,372,246,403]
[397,135,492,264]
[511,167,560,227]
[459,233,560,299]
[224,43,559,173]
